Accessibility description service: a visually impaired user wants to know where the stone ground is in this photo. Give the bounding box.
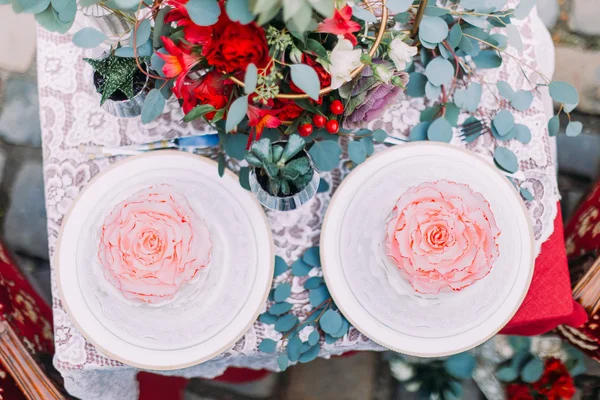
[2,2,600,399]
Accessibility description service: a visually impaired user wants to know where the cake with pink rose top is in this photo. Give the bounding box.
[98,184,212,305]
[384,180,501,294]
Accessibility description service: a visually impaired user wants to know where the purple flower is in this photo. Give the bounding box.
[343,66,409,129]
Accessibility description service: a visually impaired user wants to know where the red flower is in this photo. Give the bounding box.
[247,104,281,144]
[506,384,534,400]
[316,5,361,46]
[275,99,304,122]
[532,359,576,400]
[192,71,233,119]
[157,36,202,96]
[203,20,270,73]
[290,55,331,94]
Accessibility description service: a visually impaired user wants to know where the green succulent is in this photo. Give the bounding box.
[84,47,147,105]
[245,134,314,197]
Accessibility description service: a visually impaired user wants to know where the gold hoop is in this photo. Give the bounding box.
[230,0,390,100]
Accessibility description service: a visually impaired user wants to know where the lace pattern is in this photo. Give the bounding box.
[39,4,558,398]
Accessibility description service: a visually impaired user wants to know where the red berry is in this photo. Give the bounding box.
[329,100,344,115]
[298,123,314,137]
[326,119,339,134]
[312,114,327,128]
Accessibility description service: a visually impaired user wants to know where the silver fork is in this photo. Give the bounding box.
[459,118,491,143]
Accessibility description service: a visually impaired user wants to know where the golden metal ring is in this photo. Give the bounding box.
[230,0,389,100]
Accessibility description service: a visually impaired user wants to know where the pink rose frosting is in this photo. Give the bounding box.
[98,185,212,304]
[384,180,500,294]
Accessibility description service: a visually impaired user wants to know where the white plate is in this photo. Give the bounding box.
[56,151,274,370]
[321,143,534,357]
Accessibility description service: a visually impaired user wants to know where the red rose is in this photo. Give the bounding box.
[531,358,575,400]
[290,55,331,93]
[506,384,534,400]
[191,71,232,119]
[203,21,270,73]
[275,99,304,122]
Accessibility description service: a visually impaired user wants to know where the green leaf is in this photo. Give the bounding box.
[308,140,342,172]
[308,330,320,346]
[394,12,410,24]
[141,89,165,124]
[72,27,106,48]
[269,301,293,315]
[496,366,519,382]
[258,339,277,353]
[454,83,482,113]
[386,0,412,13]
[290,64,320,101]
[298,343,320,363]
[418,16,449,44]
[473,50,502,69]
[506,25,523,51]
[251,138,273,163]
[427,117,453,142]
[372,129,388,143]
[130,19,151,47]
[445,353,476,379]
[493,110,515,136]
[225,95,249,132]
[309,285,330,307]
[291,259,312,276]
[283,157,311,179]
[424,6,449,17]
[406,72,427,97]
[304,276,323,289]
[514,0,536,19]
[274,282,292,302]
[259,312,277,324]
[447,24,462,48]
[153,7,171,49]
[409,122,431,141]
[463,14,488,28]
[56,0,76,23]
[306,38,328,60]
[79,0,101,6]
[273,144,284,162]
[489,33,508,50]
[309,0,334,17]
[239,166,251,190]
[445,103,460,127]
[508,336,531,352]
[511,91,533,111]
[50,0,67,11]
[566,121,583,137]
[114,46,135,58]
[520,187,534,201]
[186,0,221,26]
[277,353,289,371]
[226,0,254,24]
[302,247,320,267]
[348,141,367,164]
[330,318,349,338]
[225,133,248,160]
[317,178,329,192]
[320,310,343,335]
[513,124,531,144]
[521,358,544,383]
[548,115,560,137]
[497,81,516,101]
[244,63,258,94]
[549,81,579,106]
[274,256,288,277]
[20,0,50,13]
[420,105,442,122]
[275,314,298,332]
[494,147,519,173]
[218,153,226,177]
[183,104,216,122]
[287,335,303,361]
[425,57,454,86]
[352,6,376,22]
[361,136,374,156]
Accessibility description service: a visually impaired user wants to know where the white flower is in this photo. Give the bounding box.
[390,360,415,381]
[388,37,418,71]
[373,64,393,84]
[326,37,363,89]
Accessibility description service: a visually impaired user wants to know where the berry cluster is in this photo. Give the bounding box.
[298,100,344,137]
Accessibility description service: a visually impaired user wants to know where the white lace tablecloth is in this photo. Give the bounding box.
[38,4,559,399]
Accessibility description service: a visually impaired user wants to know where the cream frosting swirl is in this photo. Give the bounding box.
[384,180,500,294]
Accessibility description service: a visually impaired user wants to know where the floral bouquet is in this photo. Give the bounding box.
[14,0,583,209]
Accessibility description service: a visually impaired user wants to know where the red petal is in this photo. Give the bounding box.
[339,5,353,21]
[344,32,358,46]
[161,36,182,56]
[157,53,183,78]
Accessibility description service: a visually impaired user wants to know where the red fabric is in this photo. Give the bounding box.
[212,368,271,383]
[501,205,587,335]
[137,372,188,400]
[565,181,600,258]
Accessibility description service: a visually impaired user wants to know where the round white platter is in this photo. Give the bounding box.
[321,142,534,357]
[56,151,274,370]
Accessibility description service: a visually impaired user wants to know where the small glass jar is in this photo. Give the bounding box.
[249,151,320,212]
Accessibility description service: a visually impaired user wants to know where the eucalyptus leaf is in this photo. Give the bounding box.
[302,247,320,267]
[308,330,320,346]
[275,314,298,332]
[244,63,258,94]
[447,24,462,49]
[419,16,449,44]
[521,358,544,383]
[494,147,519,173]
[141,89,165,124]
[496,366,519,382]
[513,124,532,144]
[548,115,560,136]
[320,309,343,334]
[566,121,583,137]
[309,0,334,17]
[20,0,50,14]
[406,72,427,98]
[549,81,579,106]
[351,5,376,22]
[186,0,221,26]
[511,91,533,111]
[425,57,454,87]
[348,140,367,164]
[428,117,453,142]
[372,129,388,143]
[317,178,329,192]
[259,312,277,325]
[258,339,277,353]
[309,285,330,307]
[493,110,515,136]
[473,50,502,69]
[424,6,449,17]
[274,256,288,277]
[308,140,342,172]
[226,0,254,24]
[454,83,482,113]
[513,0,536,19]
[183,104,215,122]
[409,122,431,141]
[290,64,320,100]
[489,33,508,50]
[506,25,523,51]
[274,283,292,302]
[153,7,171,48]
[462,14,488,28]
[304,277,323,290]
[130,19,151,47]
[277,353,289,371]
[287,335,303,361]
[72,27,107,48]
[445,353,476,379]
[291,259,313,276]
[445,103,460,127]
[114,46,135,58]
[225,95,249,132]
[497,81,516,101]
[385,0,412,13]
[239,166,250,190]
[520,187,533,201]
[269,301,293,316]
[298,343,320,363]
